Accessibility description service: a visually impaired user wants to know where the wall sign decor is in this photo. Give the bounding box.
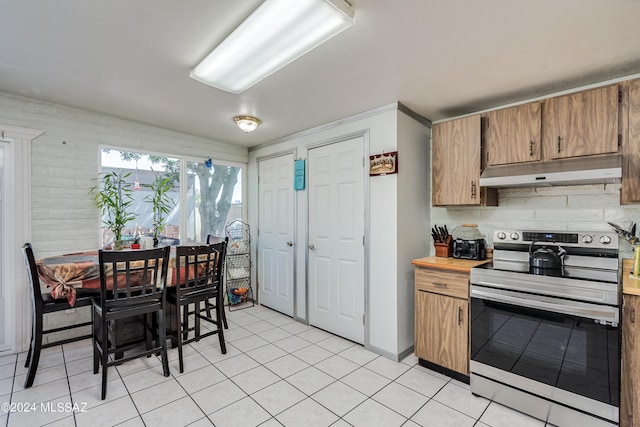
[369,151,398,176]
[294,159,305,190]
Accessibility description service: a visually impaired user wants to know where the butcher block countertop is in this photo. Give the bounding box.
[622,258,640,296]
[412,256,491,273]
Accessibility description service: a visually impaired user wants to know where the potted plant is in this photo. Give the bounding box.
[89,171,136,250]
[145,172,175,247]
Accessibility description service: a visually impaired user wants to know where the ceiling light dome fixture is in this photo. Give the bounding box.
[190,0,355,94]
[234,115,261,133]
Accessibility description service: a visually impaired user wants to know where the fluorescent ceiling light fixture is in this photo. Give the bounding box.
[190,0,355,94]
[234,115,261,132]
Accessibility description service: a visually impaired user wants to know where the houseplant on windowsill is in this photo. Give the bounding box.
[89,171,136,250]
[145,172,175,247]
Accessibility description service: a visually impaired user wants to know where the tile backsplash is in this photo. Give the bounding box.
[430,183,640,258]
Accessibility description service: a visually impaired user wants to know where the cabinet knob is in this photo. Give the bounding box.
[309,244,316,250]
[286,241,293,247]
[432,282,448,288]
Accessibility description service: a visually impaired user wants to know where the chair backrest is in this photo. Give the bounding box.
[98,246,170,309]
[22,243,43,306]
[210,237,228,285]
[174,245,223,297]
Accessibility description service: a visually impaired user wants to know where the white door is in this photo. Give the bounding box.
[308,137,365,344]
[257,154,295,316]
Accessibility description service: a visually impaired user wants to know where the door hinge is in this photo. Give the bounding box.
[619,90,622,103]
[363,236,365,246]
[362,314,365,325]
[619,134,622,147]
[363,157,365,167]
[631,308,636,323]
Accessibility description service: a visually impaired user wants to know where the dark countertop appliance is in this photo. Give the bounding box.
[470,229,620,427]
[451,224,486,260]
[452,238,486,260]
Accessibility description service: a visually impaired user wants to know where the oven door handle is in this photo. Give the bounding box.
[471,286,619,324]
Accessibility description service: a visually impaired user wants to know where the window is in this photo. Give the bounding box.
[99,149,243,246]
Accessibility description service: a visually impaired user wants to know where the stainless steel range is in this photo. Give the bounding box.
[470,230,620,427]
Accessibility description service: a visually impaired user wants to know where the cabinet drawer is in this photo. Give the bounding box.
[415,267,468,299]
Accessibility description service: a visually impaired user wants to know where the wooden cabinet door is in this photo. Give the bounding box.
[543,84,619,160]
[432,115,481,206]
[622,79,640,204]
[414,288,429,361]
[415,290,469,375]
[621,293,640,427]
[485,102,541,165]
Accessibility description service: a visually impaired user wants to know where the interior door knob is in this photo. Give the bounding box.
[309,244,316,250]
[286,241,293,247]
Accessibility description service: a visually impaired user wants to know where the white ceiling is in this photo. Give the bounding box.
[1,0,640,148]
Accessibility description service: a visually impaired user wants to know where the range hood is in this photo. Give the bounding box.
[479,154,622,188]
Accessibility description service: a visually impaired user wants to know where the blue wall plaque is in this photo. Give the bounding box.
[294,159,305,190]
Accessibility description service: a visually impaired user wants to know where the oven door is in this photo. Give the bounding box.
[470,285,620,423]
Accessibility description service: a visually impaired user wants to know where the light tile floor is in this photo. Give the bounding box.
[0,304,556,427]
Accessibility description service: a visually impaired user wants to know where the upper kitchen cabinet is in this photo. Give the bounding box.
[484,102,542,166]
[542,84,619,160]
[622,79,640,205]
[432,115,497,206]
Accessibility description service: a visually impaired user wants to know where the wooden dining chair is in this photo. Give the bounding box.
[93,246,171,400]
[22,243,100,388]
[167,244,226,373]
[206,235,229,329]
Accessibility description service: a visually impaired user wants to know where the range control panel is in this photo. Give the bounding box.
[494,230,618,250]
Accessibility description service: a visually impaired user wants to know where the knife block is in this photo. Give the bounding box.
[434,236,452,257]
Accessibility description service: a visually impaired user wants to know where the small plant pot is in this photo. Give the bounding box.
[113,240,125,251]
[130,243,141,250]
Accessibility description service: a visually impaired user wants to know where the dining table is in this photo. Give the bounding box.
[36,247,207,307]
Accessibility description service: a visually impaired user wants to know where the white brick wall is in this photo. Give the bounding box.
[431,183,640,258]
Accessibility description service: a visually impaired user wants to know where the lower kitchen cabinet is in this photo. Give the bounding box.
[621,292,640,427]
[415,287,468,375]
[413,259,481,378]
